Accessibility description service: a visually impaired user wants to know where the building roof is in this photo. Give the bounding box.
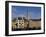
[30,19,41,21]
[12,17,41,21]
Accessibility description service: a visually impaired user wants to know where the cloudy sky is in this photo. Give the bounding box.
[12,6,41,19]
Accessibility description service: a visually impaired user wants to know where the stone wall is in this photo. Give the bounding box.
[29,21,41,28]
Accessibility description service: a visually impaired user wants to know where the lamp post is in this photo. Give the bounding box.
[27,7,29,29]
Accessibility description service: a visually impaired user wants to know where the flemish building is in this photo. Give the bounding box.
[12,17,41,30]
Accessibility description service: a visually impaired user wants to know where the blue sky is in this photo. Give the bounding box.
[12,6,41,19]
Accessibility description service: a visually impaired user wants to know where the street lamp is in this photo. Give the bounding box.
[27,7,29,29]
